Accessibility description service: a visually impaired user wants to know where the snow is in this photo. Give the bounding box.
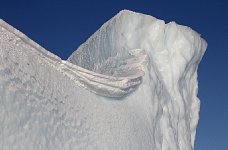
[0,10,207,150]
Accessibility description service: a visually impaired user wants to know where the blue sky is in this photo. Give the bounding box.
[1,0,228,149]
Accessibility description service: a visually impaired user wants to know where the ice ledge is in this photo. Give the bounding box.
[0,19,147,98]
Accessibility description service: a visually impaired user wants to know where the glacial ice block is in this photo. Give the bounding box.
[0,10,206,150]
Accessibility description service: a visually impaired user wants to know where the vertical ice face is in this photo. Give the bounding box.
[68,10,207,149]
[0,10,206,150]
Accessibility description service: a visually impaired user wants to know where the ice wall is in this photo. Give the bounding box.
[68,10,207,149]
[0,10,207,150]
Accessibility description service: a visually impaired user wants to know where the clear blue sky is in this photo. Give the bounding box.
[1,0,227,149]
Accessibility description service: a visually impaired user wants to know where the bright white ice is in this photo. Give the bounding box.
[0,10,207,150]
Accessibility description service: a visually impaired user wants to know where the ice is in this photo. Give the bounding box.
[0,10,207,150]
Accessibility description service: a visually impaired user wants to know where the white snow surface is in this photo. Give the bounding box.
[0,10,207,150]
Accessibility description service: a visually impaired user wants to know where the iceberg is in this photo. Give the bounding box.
[0,10,207,150]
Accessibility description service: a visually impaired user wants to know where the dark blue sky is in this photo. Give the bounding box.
[1,0,227,149]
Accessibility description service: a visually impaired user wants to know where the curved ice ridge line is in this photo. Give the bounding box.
[0,19,148,98]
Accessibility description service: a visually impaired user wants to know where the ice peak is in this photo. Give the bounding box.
[116,9,138,16]
[68,10,207,91]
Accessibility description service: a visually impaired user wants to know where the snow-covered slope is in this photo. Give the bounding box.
[0,10,206,150]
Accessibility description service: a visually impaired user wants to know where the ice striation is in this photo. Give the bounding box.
[0,10,207,150]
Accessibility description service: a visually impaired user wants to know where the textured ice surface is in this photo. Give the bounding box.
[0,10,207,150]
